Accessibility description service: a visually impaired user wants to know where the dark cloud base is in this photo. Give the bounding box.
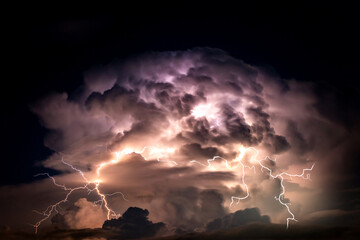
[102,207,166,239]
[206,208,270,232]
[152,224,360,240]
[1,224,359,240]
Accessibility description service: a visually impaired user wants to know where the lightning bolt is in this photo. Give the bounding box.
[32,146,176,233]
[32,158,128,233]
[33,145,314,232]
[191,147,315,229]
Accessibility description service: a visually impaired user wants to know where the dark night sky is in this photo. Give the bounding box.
[1,1,359,191]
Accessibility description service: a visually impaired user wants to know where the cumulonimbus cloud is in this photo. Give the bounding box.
[23,47,358,232]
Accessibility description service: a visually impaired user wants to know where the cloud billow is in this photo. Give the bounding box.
[206,207,270,232]
[102,207,166,239]
[25,47,360,232]
[33,48,294,164]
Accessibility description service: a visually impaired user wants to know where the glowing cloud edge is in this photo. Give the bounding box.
[32,146,315,233]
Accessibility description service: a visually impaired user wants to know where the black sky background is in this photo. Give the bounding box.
[1,1,359,187]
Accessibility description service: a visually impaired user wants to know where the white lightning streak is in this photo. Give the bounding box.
[191,147,315,228]
[34,145,314,232]
[32,159,127,233]
[34,146,177,233]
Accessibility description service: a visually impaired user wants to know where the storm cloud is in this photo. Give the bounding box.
[0,47,356,234]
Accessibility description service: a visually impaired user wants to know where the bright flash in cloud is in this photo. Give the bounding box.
[31,48,323,233]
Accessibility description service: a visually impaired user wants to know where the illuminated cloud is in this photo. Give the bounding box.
[52,198,107,229]
[16,47,357,233]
